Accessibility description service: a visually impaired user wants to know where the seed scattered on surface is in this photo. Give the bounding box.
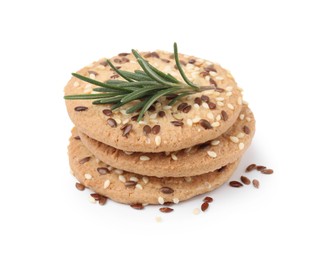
[102,109,112,116]
[261,169,274,174]
[239,143,245,150]
[160,187,174,194]
[155,135,161,146]
[203,196,213,203]
[75,183,85,191]
[194,97,202,105]
[171,154,178,161]
[118,175,126,182]
[125,181,137,187]
[130,203,144,210]
[200,119,212,129]
[140,155,150,161]
[107,118,117,128]
[211,140,220,146]
[208,102,216,109]
[229,181,243,187]
[201,202,209,211]
[114,169,123,174]
[155,216,162,223]
[79,157,91,164]
[207,151,217,158]
[103,180,110,189]
[241,176,251,185]
[230,136,239,143]
[201,95,210,103]
[227,104,234,110]
[142,176,149,184]
[177,102,188,111]
[152,125,161,134]
[143,125,151,135]
[252,179,260,188]
[158,197,165,205]
[221,110,228,121]
[173,198,180,204]
[158,111,165,117]
[122,124,132,137]
[74,106,88,112]
[182,105,192,113]
[246,164,257,172]
[84,173,92,180]
[171,121,184,126]
[97,167,110,175]
[243,125,251,134]
[159,207,174,213]
[98,196,107,206]
[256,166,266,171]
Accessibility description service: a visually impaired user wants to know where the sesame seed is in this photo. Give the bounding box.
[239,114,245,120]
[124,151,134,155]
[185,147,192,153]
[149,113,157,119]
[185,177,192,182]
[89,73,96,79]
[158,197,165,205]
[163,105,172,110]
[73,81,80,87]
[210,71,217,76]
[193,103,200,109]
[135,184,143,190]
[205,182,212,189]
[239,142,245,150]
[83,84,92,93]
[140,155,150,161]
[217,101,224,106]
[226,92,233,96]
[138,120,147,125]
[207,151,217,158]
[230,136,239,143]
[115,118,122,125]
[142,176,149,184]
[171,154,178,161]
[216,114,221,121]
[237,132,245,138]
[211,140,220,146]
[205,75,210,81]
[84,173,92,180]
[226,86,233,91]
[192,116,201,123]
[193,208,200,215]
[237,97,243,105]
[246,117,251,122]
[227,104,235,110]
[122,119,129,125]
[89,196,96,203]
[187,119,193,126]
[202,103,209,109]
[173,198,180,204]
[211,122,220,127]
[103,180,110,189]
[114,169,123,174]
[207,112,214,120]
[216,97,225,101]
[155,216,162,223]
[130,176,138,182]
[155,135,161,146]
[118,175,126,183]
[216,76,224,80]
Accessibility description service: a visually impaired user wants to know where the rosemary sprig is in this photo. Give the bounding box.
[64,43,210,121]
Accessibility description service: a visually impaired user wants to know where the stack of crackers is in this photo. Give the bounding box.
[64,50,255,207]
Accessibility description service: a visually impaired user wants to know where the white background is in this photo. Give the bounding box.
[1,0,329,259]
